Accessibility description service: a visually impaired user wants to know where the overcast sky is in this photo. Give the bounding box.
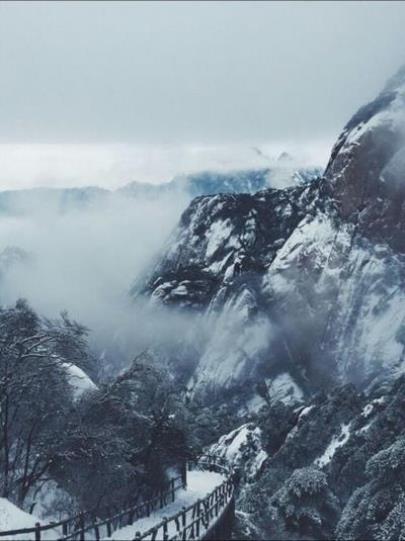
[0,1,405,188]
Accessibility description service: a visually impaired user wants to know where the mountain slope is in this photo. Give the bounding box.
[207,376,405,540]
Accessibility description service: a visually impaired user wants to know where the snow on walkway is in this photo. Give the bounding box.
[108,470,224,541]
[0,498,61,540]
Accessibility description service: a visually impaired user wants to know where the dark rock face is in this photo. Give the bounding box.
[138,181,325,309]
[135,66,405,405]
[325,67,405,251]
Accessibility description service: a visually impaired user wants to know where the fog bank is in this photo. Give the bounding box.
[0,190,189,370]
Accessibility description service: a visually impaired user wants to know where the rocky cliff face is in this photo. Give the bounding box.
[325,65,405,251]
[136,67,405,406]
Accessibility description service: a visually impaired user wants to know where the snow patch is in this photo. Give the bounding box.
[314,423,351,468]
[62,363,97,400]
[0,498,60,540]
[208,423,267,479]
[298,405,315,420]
[268,373,304,405]
[205,220,233,259]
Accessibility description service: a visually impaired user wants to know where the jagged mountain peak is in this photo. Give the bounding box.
[277,151,294,163]
[383,63,405,94]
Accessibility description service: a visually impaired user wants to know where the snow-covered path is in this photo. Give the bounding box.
[0,470,226,541]
[108,470,224,540]
[0,498,61,540]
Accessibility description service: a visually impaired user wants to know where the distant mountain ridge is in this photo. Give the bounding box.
[0,163,321,215]
[120,165,321,199]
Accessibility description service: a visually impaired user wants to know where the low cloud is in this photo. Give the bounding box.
[0,142,331,190]
[0,189,190,370]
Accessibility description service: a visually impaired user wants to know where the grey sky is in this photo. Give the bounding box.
[1,1,405,146]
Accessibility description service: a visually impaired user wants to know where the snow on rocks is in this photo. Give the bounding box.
[267,373,304,405]
[264,206,405,384]
[298,404,315,420]
[205,219,234,259]
[208,423,267,479]
[286,404,316,442]
[242,373,304,417]
[187,287,271,395]
[314,423,351,468]
[62,362,97,400]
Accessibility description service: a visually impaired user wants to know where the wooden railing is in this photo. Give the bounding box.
[62,475,186,541]
[0,472,186,541]
[0,455,236,541]
[134,455,236,541]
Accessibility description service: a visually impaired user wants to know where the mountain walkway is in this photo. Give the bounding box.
[0,455,236,541]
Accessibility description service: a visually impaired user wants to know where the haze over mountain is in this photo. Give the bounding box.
[0,160,320,374]
[123,64,405,540]
[1,3,405,540]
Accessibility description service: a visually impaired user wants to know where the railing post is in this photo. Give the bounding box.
[79,512,85,540]
[106,518,112,538]
[215,488,219,517]
[181,460,187,489]
[35,522,41,541]
[195,500,201,539]
[171,478,175,502]
[202,496,210,529]
[163,517,168,541]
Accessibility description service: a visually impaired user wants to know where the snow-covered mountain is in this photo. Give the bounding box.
[136,66,405,405]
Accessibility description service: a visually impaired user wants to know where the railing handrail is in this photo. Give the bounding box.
[0,473,185,539]
[136,479,234,540]
[167,484,234,541]
[0,454,235,541]
[135,454,236,541]
[62,475,185,541]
